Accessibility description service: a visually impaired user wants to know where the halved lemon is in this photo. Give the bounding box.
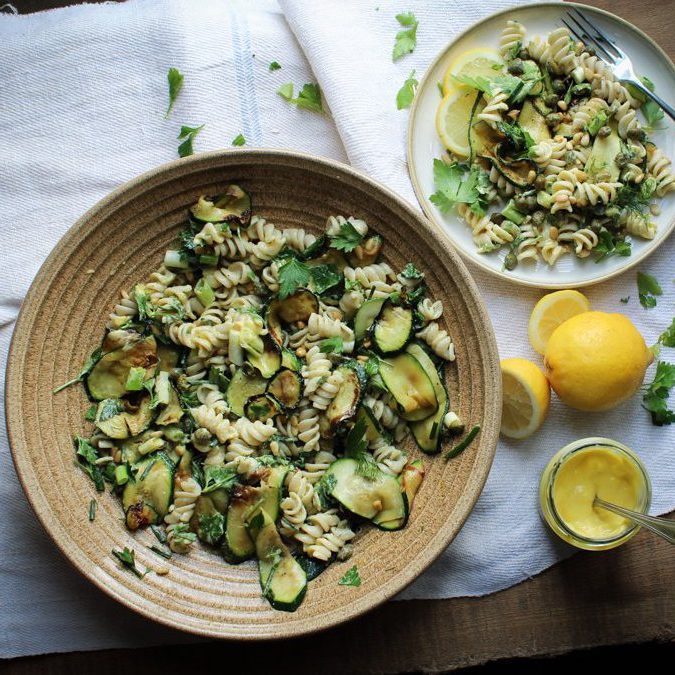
[528,290,591,355]
[435,89,484,157]
[500,358,551,439]
[442,47,502,95]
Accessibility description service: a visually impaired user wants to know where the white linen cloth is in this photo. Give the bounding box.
[0,0,673,658]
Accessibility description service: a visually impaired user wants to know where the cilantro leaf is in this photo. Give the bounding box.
[658,318,675,348]
[642,361,675,425]
[640,76,665,130]
[53,347,104,394]
[319,336,344,354]
[295,83,323,112]
[309,264,341,295]
[593,230,632,263]
[177,124,204,158]
[165,67,184,118]
[269,61,282,72]
[84,404,97,422]
[112,547,147,578]
[637,271,662,309]
[232,133,246,147]
[429,161,488,215]
[198,512,225,545]
[75,436,105,492]
[277,82,294,100]
[338,565,361,587]
[202,466,237,494]
[345,416,379,480]
[396,70,418,110]
[452,73,522,99]
[363,356,380,379]
[392,12,418,61]
[328,220,364,253]
[277,82,323,113]
[400,262,423,280]
[315,472,337,510]
[278,257,310,299]
[586,110,608,136]
[170,523,197,547]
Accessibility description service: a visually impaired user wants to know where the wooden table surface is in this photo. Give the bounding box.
[4,0,674,672]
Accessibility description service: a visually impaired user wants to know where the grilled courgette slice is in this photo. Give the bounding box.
[378,353,438,421]
[267,369,303,409]
[247,333,281,379]
[86,336,158,401]
[354,297,386,341]
[122,451,174,530]
[371,300,414,354]
[400,459,425,510]
[407,343,449,454]
[226,370,268,417]
[244,394,282,422]
[326,458,408,530]
[191,184,251,226]
[266,289,320,346]
[255,510,307,612]
[223,485,260,563]
[325,364,362,432]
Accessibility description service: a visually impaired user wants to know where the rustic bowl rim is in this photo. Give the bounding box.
[6,148,501,639]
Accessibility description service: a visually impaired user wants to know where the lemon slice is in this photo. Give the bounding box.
[500,358,551,439]
[435,89,484,157]
[528,290,591,355]
[442,47,502,95]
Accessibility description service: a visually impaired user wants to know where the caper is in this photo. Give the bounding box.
[519,49,530,60]
[504,252,518,271]
[552,79,566,94]
[596,126,611,138]
[605,205,620,220]
[534,175,547,190]
[615,153,629,168]
[532,210,545,226]
[544,93,558,108]
[490,213,505,225]
[545,112,562,128]
[514,195,532,211]
[627,128,646,142]
[507,58,524,75]
[592,204,606,216]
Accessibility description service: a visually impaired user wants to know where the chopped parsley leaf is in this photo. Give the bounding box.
[278,257,311,299]
[642,361,675,425]
[637,271,662,309]
[165,67,184,118]
[392,12,418,61]
[177,124,204,158]
[232,133,246,147]
[338,565,362,587]
[269,61,282,71]
[396,70,418,110]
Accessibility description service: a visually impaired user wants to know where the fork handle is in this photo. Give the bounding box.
[623,78,675,122]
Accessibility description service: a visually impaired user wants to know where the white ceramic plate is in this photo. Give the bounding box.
[408,2,675,289]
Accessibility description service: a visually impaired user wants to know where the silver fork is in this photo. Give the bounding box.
[562,8,675,121]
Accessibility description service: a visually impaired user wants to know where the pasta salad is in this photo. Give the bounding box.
[432,20,674,270]
[60,186,468,611]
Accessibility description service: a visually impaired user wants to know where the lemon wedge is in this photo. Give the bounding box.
[500,358,551,439]
[528,290,591,355]
[435,89,484,157]
[442,47,502,95]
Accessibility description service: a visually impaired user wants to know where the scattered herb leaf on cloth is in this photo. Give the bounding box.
[177,124,204,158]
[232,133,246,146]
[637,271,662,309]
[396,70,418,110]
[392,12,418,61]
[269,61,282,71]
[165,67,184,118]
[277,82,323,113]
[642,361,675,425]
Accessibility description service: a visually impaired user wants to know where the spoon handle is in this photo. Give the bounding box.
[595,498,675,545]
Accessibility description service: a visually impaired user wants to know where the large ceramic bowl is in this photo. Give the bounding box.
[6,150,501,638]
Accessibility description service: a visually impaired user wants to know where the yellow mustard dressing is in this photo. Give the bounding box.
[552,446,642,540]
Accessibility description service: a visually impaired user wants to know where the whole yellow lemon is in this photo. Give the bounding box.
[544,311,652,412]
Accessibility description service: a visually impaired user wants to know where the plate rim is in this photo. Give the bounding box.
[407,1,675,289]
[5,148,502,639]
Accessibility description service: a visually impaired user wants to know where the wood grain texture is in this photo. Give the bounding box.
[6,149,501,639]
[5,0,675,671]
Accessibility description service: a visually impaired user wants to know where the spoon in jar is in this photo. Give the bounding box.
[593,496,675,544]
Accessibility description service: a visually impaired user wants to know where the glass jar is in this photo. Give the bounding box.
[539,437,651,551]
